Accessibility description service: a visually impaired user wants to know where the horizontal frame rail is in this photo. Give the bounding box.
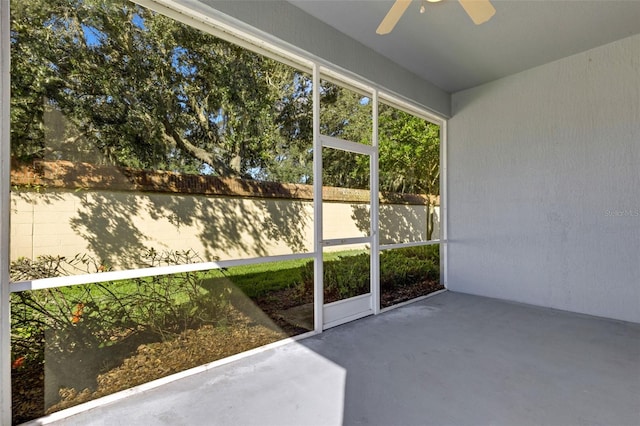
[380,240,441,251]
[10,252,315,293]
[320,135,376,155]
[321,237,371,247]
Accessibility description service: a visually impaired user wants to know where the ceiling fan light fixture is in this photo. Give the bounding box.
[421,0,439,14]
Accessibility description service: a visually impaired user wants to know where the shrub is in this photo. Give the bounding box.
[10,249,232,365]
[300,245,440,302]
[324,253,371,301]
[10,250,234,423]
[389,244,440,263]
[130,249,232,338]
[10,254,108,367]
[300,253,369,302]
[379,245,439,291]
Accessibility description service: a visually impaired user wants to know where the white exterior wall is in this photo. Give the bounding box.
[448,34,640,323]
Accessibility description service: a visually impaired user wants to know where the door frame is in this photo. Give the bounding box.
[320,136,377,329]
[312,66,380,330]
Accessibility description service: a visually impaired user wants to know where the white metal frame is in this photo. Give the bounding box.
[380,240,441,251]
[312,63,323,331]
[371,90,381,314]
[1,0,448,422]
[316,72,378,328]
[134,0,314,74]
[441,120,449,288]
[320,135,375,155]
[10,253,316,293]
[323,293,372,329]
[1,0,12,423]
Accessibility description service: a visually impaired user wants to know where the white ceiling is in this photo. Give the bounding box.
[288,0,640,93]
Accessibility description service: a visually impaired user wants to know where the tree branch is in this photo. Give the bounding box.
[161,118,236,177]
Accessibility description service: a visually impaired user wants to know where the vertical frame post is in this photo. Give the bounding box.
[371,90,380,314]
[1,0,12,423]
[312,64,323,331]
[440,120,448,289]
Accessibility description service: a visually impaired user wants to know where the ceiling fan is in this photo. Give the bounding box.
[376,0,496,35]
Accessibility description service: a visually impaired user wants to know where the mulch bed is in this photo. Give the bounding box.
[381,280,443,308]
[11,363,45,425]
[12,307,288,424]
[47,308,288,414]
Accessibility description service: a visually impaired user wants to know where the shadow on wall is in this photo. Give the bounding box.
[12,161,438,271]
[69,192,149,269]
[10,160,312,270]
[351,202,437,244]
[64,187,311,268]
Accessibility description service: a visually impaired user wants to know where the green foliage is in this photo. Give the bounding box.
[378,105,440,196]
[323,252,371,300]
[210,266,306,300]
[300,245,440,302]
[10,0,439,192]
[10,245,439,376]
[10,0,314,182]
[127,249,232,337]
[10,250,232,366]
[379,245,439,290]
[320,84,373,189]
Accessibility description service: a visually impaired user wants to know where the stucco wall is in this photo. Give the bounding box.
[10,161,438,273]
[448,34,640,323]
[10,190,315,265]
[10,190,436,271]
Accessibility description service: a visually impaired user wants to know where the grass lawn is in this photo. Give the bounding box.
[205,249,366,298]
[39,249,367,303]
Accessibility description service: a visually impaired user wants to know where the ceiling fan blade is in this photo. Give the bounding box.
[458,0,496,25]
[376,0,412,35]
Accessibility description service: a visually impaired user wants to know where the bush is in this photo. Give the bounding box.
[128,249,232,338]
[300,254,370,303]
[325,253,371,301]
[380,246,439,290]
[10,249,232,366]
[10,254,107,367]
[388,244,440,264]
[300,245,440,302]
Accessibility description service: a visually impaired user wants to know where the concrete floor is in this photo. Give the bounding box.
[39,292,640,426]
